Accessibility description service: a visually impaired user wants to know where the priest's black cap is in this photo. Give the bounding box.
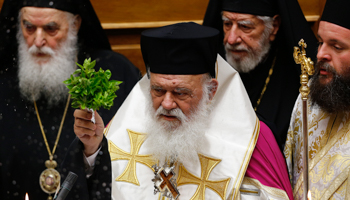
[18,0,79,14]
[321,0,350,30]
[222,0,278,17]
[141,22,220,78]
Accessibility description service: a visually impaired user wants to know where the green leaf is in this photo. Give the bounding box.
[77,63,84,69]
[105,69,112,79]
[63,80,70,84]
[63,58,122,110]
[73,69,81,75]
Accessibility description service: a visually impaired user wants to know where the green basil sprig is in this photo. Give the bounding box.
[63,58,122,111]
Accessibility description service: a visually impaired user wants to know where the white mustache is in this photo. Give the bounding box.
[225,43,249,52]
[28,45,55,56]
[155,106,187,122]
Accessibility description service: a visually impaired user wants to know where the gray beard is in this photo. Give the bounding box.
[17,27,78,106]
[144,85,212,166]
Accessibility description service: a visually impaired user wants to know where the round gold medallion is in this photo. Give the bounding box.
[39,160,61,194]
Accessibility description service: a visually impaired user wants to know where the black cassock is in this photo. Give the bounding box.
[0,49,140,200]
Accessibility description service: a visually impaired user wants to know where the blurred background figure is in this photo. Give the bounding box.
[203,0,318,151]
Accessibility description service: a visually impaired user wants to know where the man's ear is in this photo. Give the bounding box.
[73,15,82,34]
[208,79,219,100]
[269,15,281,42]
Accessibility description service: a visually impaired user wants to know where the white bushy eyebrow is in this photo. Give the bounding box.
[222,15,229,21]
[45,22,59,27]
[22,20,59,28]
[151,85,163,90]
[238,20,254,26]
[221,15,254,26]
[174,87,192,94]
[151,85,192,96]
[22,20,33,26]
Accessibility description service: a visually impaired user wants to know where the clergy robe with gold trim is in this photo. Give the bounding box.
[284,95,350,199]
[103,55,292,200]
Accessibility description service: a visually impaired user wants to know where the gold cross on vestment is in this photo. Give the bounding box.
[109,129,156,185]
[177,154,231,200]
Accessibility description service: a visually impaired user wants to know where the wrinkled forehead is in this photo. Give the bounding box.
[19,7,71,26]
[149,73,205,89]
[20,6,65,16]
[222,11,262,22]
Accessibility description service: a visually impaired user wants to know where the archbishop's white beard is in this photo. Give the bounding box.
[17,28,78,106]
[145,90,212,165]
[225,31,271,73]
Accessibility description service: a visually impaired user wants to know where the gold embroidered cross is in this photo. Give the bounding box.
[177,154,231,200]
[109,129,156,185]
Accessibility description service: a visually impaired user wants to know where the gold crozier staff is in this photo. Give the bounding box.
[293,39,314,200]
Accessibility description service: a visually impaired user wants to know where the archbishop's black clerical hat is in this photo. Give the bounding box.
[222,0,278,17]
[141,22,220,78]
[321,0,350,30]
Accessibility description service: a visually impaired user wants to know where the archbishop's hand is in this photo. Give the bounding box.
[74,109,105,156]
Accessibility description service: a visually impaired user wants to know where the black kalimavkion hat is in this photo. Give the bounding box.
[141,22,220,78]
[18,0,80,14]
[321,0,350,30]
[222,0,278,17]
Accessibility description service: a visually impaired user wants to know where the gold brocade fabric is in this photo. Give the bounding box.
[284,97,350,200]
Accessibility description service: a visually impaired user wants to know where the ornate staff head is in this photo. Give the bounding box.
[293,39,314,100]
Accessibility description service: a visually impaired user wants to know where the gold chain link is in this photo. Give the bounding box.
[254,57,276,111]
[33,95,71,160]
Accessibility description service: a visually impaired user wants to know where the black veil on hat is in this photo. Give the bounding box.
[222,0,278,17]
[0,0,111,70]
[141,22,220,78]
[321,0,350,30]
[203,0,318,64]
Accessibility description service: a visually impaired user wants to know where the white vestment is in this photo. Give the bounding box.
[104,55,260,199]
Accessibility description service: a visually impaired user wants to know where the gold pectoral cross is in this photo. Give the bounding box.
[177,154,231,200]
[109,129,156,185]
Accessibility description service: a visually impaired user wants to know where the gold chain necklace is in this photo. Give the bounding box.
[254,57,276,111]
[34,95,71,200]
